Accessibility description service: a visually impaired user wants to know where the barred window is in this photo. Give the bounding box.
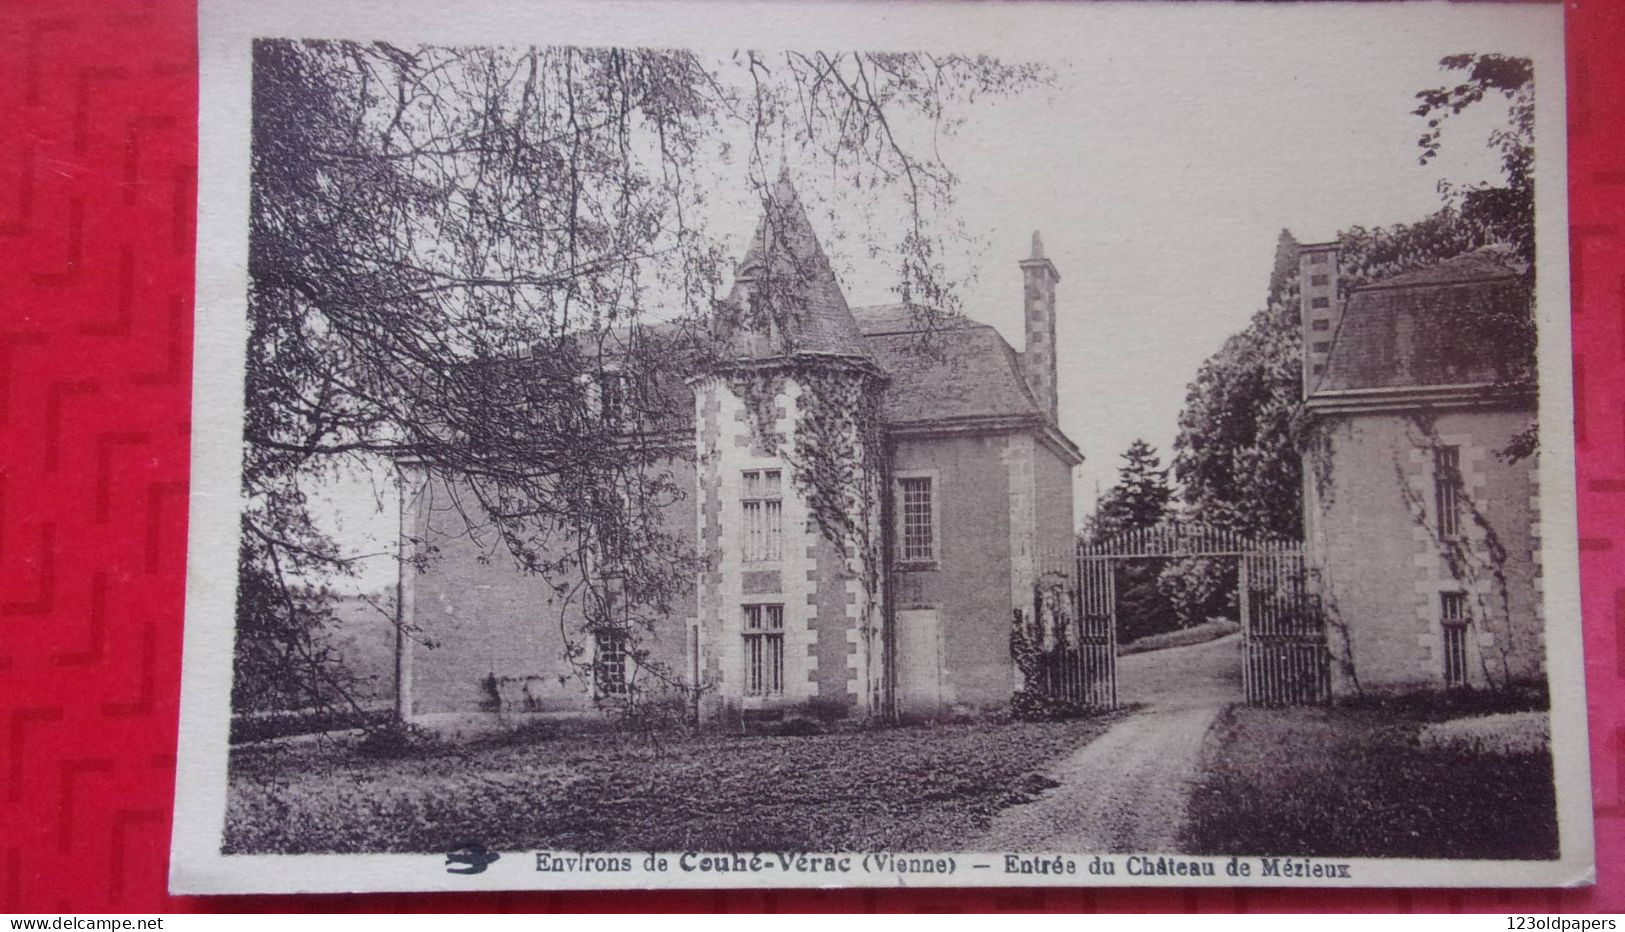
[1311,296,1330,309]
[1312,341,1331,354]
[1310,273,1329,286]
[1434,446,1462,539]
[595,629,629,697]
[1309,251,1329,264]
[741,469,783,562]
[743,603,784,696]
[900,476,935,562]
[1311,318,1330,331]
[1441,592,1470,688]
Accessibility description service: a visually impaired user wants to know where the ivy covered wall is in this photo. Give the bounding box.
[1305,405,1543,694]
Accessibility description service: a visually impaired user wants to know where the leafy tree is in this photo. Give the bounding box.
[1172,210,1504,542]
[1169,233,1305,542]
[1416,53,1539,461]
[1172,54,1537,542]
[238,39,1044,721]
[1415,54,1535,269]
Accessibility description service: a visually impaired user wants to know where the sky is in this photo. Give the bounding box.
[307,3,1548,592]
[713,13,1519,518]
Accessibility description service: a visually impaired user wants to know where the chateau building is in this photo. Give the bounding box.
[1298,243,1544,694]
[394,174,1083,726]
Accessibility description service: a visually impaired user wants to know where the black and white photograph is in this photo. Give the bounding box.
[172,0,1590,893]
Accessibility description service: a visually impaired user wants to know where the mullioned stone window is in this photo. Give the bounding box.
[742,603,785,696]
[741,469,784,562]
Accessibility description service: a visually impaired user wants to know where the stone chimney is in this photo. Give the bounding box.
[1298,241,1340,397]
[1020,231,1061,422]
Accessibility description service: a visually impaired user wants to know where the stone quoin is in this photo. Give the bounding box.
[392,172,1084,727]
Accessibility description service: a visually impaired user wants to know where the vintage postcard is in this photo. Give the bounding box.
[172,0,1591,893]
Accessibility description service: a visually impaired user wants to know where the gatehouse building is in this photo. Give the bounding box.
[1298,243,1545,694]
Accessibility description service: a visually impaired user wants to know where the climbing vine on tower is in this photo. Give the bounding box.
[726,358,890,679]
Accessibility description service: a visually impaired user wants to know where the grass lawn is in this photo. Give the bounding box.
[224,716,1118,855]
[1183,702,1558,860]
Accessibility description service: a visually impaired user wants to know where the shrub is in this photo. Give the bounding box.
[1338,680,1548,719]
[357,720,438,758]
[1157,556,1235,628]
[495,718,558,745]
[1120,619,1240,655]
[1419,711,1549,757]
[772,717,826,737]
[1117,558,1179,642]
[801,697,852,723]
[230,707,391,744]
[1009,599,1106,722]
[1010,689,1097,722]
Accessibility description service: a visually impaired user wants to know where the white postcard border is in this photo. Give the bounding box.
[172,0,1591,894]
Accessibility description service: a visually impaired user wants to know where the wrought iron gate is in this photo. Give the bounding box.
[1074,521,1330,707]
[1015,564,1117,710]
[1074,556,1118,707]
[1239,541,1330,705]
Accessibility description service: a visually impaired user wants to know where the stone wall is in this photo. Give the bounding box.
[399,455,696,724]
[1305,405,1544,694]
[400,401,1072,723]
[892,431,1027,711]
[1033,438,1079,578]
[692,372,882,723]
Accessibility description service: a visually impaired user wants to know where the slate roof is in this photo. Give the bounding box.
[1356,247,1526,290]
[1316,248,1535,395]
[851,304,1049,425]
[571,301,1055,437]
[717,172,875,363]
[546,173,1070,452]
[706,171,1058,434]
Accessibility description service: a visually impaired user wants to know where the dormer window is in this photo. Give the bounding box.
[749,291,782,341]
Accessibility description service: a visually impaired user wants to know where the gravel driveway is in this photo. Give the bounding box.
[975,632,1243,853]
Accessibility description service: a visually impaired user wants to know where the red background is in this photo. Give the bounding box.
[1,0,1621,914]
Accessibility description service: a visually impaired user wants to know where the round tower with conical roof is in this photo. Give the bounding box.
[692,171,890,723]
